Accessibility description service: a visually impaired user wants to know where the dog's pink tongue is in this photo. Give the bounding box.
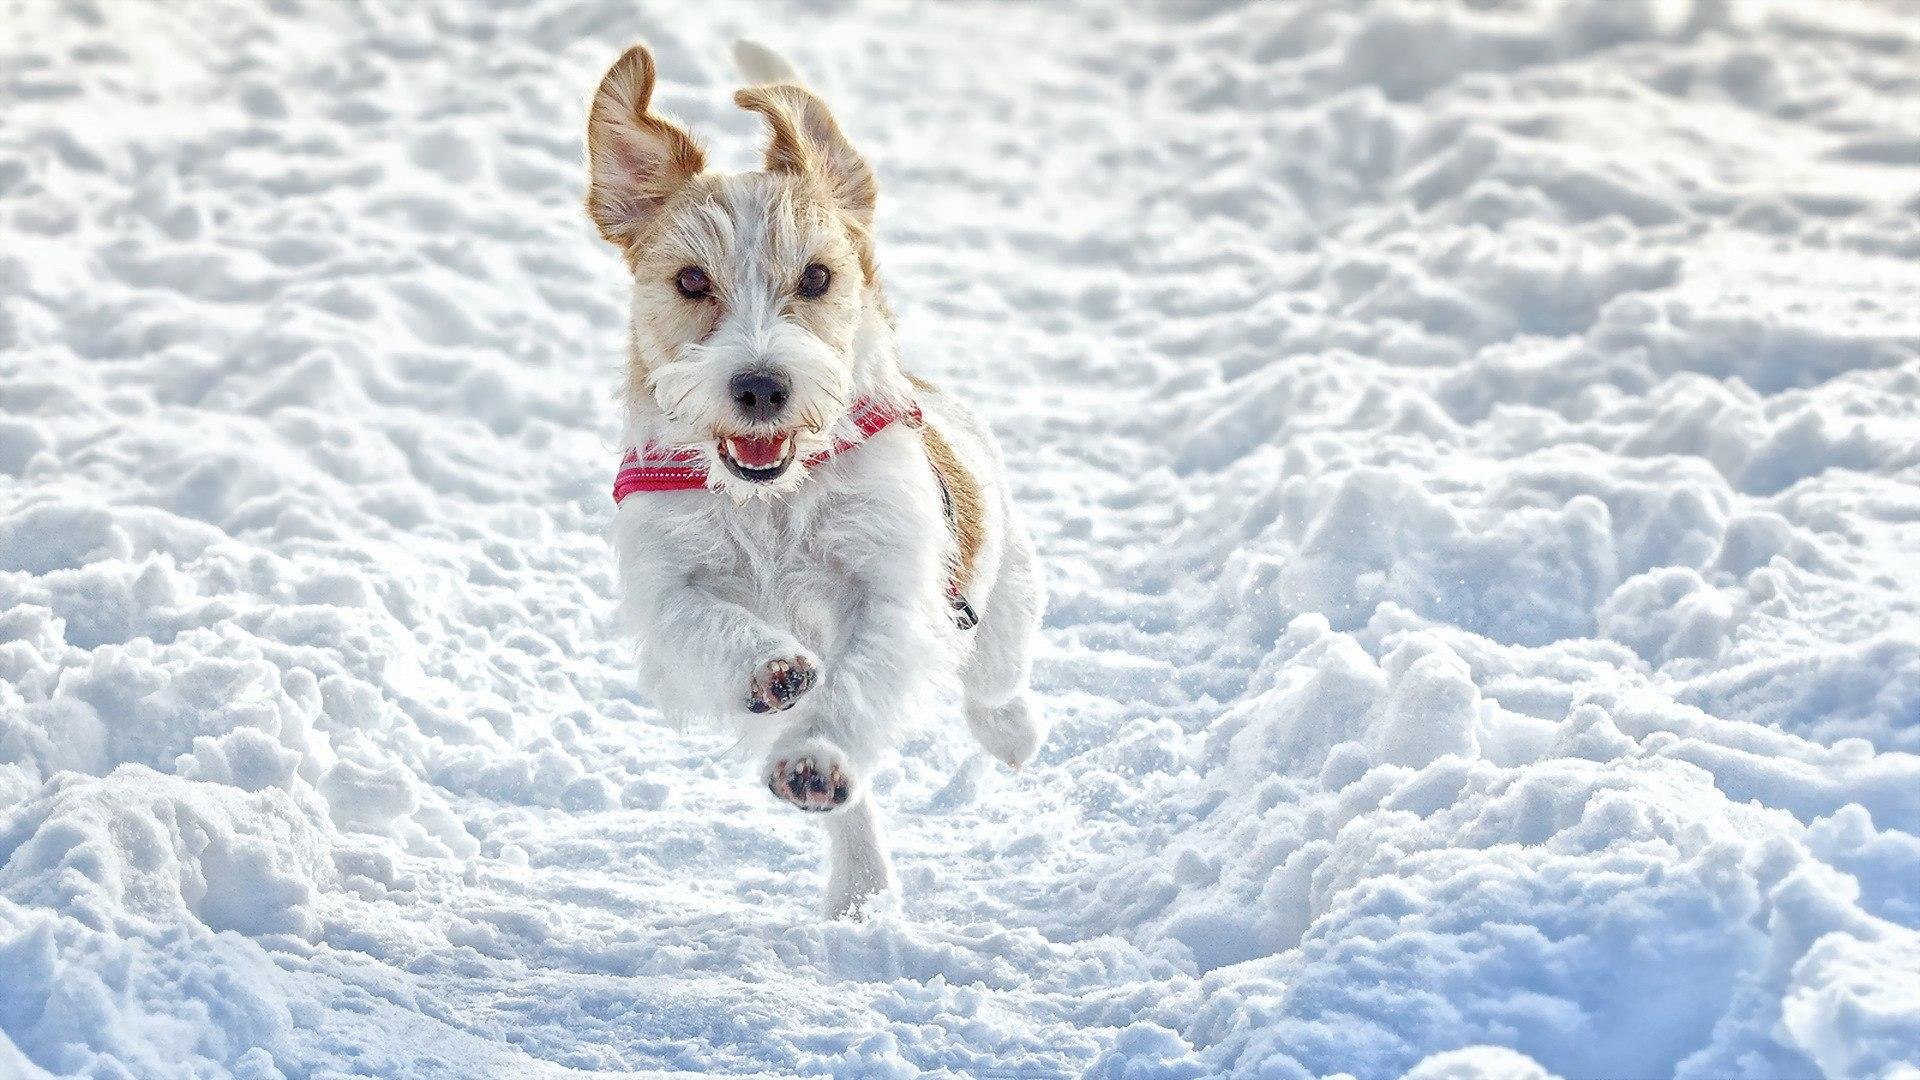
[727,434,789,468]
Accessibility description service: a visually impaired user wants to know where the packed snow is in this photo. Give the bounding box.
[4,0,1920,1076]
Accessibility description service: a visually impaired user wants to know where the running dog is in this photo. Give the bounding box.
[587,41,1046,917]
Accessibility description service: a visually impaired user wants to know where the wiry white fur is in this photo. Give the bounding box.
[605,42,1046,918]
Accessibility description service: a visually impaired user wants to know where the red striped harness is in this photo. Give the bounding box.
[613,397,917,499]
[610,397,978,628]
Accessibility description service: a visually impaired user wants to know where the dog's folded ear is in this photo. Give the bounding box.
[586,45,706,247]
[733,84,876,224]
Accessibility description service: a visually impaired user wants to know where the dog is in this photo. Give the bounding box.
[586,41,1047,917]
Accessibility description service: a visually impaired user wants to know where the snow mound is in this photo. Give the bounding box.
[1784,927,1920,1080]
[1402,1046,1563,1080]
[0,768,330,939]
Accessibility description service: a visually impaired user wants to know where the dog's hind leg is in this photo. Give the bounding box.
[960,518,1047,768]
[822,797,894,919]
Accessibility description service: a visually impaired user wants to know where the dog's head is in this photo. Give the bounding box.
[586,45,890,496]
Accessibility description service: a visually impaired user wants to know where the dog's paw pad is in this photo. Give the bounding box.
[747,656,817,713]
[767,756,852,813]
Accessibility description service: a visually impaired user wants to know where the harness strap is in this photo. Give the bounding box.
[611,397,977,630]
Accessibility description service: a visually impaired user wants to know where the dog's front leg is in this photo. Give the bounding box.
[767,702,900,920]
[629,576,818,723]
[761,576,936,916]
[762,583,933,809]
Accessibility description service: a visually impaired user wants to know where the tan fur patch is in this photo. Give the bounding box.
[733,83,880,283]
[585,45,707,251]
[733,84,877,219]
[919,418,985,600]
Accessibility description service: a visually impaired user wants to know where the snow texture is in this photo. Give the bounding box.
[3,0,1920,1077]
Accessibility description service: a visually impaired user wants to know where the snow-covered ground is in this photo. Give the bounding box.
[4,0,1920,1076]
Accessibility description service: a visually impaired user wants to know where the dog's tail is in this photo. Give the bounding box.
[733,39,803,86]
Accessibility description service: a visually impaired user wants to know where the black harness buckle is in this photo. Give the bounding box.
[950,595,979,630]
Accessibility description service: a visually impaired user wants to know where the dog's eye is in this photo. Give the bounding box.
[675,266,711,298]
[797,263,831,299]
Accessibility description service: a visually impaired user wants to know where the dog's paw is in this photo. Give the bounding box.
[746,655,817,714]
[765,739,857,813]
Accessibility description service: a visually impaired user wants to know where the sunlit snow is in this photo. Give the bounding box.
[3,1,1919,1077]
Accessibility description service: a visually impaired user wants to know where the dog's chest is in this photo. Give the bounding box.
[700,492,864,617]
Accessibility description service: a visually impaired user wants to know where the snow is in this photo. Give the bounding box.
[3,0,1920,1076]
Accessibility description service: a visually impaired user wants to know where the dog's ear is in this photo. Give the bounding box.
[586,45,706,247]
[732,84,875,223]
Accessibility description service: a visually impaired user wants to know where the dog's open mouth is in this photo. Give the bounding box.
[717,433,798,483]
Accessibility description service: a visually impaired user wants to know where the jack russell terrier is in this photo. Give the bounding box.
[587,41,1046,917]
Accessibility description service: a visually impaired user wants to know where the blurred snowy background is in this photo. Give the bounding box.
[4,0,1920,1076]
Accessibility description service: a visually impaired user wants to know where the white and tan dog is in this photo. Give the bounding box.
[587,41,1046,917]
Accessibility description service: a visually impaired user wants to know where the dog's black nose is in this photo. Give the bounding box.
[729,370,790,422]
